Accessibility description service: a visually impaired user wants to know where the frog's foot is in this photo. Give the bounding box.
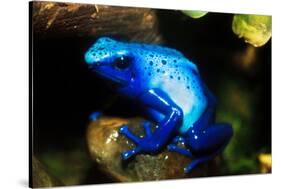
[167,144,193,157]
[167,135,193,157]
[184,155,214,173]
[119,121,158,160]
[183,142,229,173]
[167,143,219,173]
[89,111,103,121]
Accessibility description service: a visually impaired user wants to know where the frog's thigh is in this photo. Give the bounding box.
[187,123,233,153]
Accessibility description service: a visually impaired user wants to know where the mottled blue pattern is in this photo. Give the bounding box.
[85,37,233,173]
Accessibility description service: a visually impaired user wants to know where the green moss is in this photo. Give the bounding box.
[216,78,262,174]
[39,141,93,185]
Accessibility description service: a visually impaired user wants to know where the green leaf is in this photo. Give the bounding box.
[232,14,272,47]
[182,10,208,19]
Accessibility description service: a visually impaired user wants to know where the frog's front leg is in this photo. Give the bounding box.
[119,88,183,160]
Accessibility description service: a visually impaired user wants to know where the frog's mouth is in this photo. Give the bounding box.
[90,65,129,86]
[98,71,128,86]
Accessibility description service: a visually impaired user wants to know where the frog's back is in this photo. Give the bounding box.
[130,43,208,134]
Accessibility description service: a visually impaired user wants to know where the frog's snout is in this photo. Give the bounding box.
[84,50,95,65]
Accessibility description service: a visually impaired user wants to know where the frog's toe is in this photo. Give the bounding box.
[184,160,200,173]
[121,147,141,160]
[167,144,177,151]
[184,155,213,173]
[89,111,103,121]
[172,135,186,144]
[119,125,129,133]
[142,121,152,137]
[184,164,193,173]
[167,144,193,157]
[119,125,141,144]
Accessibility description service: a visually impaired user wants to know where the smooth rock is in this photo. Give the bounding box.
[87,116,217,182]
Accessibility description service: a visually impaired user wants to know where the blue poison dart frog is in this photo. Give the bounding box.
[85,37,233,173]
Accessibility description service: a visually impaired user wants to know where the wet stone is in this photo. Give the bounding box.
[86,116,215,182]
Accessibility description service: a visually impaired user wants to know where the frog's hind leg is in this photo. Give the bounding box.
[186,85,232,160]
[184,130,232,173]
[186,123,233,173]
[179,87,232,173]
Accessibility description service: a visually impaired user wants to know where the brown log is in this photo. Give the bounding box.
[32,1,162,43]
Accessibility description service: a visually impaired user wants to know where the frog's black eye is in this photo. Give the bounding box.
[113,56,131,70]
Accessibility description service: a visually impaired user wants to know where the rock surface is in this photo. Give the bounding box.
[87,116,217,182]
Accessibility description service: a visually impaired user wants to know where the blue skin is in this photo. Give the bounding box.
[85,37,233,173]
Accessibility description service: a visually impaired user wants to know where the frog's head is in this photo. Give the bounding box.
[85,37,142,96]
